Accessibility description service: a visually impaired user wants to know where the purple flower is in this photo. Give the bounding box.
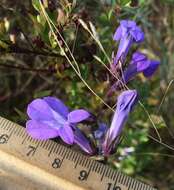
[123,52,160,83]
[26,97,90,145]
[102,90,138,155]
[113,20,144,66]
[109,52,160,93]
[94,123,108,140]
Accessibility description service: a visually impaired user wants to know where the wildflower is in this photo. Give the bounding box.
[109,52,160,93]
[123,52,160,83]
[113,20,144,66]
[102,90,138,155]
[26,97,90,145]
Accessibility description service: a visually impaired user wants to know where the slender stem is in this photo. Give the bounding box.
[39,2,114,112]
[0,47,64,58]
[0,63,54,73]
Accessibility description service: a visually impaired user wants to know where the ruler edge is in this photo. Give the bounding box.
[0,116,157,190]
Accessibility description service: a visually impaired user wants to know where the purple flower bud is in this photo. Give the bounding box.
[113,20,144,66]
[102,90,138,155]
[26,97,90,145]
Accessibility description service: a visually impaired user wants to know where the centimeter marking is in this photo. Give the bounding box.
[0,116,157,190]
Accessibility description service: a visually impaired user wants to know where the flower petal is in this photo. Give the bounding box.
[113,26,122,41]
[123,52,150,82]
[27,99,55,121]
[130,27,144,42]
[43,97,69,118]
[132,51,147,62]
[68,109,90,123]
[74,128,93,154]
[120,20,136,28]
[26,120,59,140]
[143,60,160,77]
[117,90,138,112]
[113,35,133,65]
[58,124,74,145]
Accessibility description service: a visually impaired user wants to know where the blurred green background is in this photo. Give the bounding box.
[0,0,174,189]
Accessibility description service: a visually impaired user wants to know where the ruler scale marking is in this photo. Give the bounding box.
[120,173,125,185]
[137,182,141,190]
[59,145,65,157]
[48,141,55,157]
[15,125,23,136]
[81,157,87,167]
[74,153,81,168]
[117,172,123,185]
[91,161,97,172]
[113,171,120,188]
[4,120,10,131]
[52,143,59,155]
[93,161,99,173]
[130,179,136,189]
[45,140,51,150]
[47,140,53,152]
[133,180,138,190]
[72,150,77,161]
[42,140,48,149]
[69,149,75,161]
[21,129,27,138]
[104,167,110,178]
[95,163,100,173]
[99,164,104,175]
[65,147,71,160]
[125,176,130,187]
[2,120,9,130]
[55,142,61,154]
[107,168,112,178]
[100,165,107,181]
[86,160,92,168]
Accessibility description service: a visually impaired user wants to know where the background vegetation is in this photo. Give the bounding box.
[0,0,174,189]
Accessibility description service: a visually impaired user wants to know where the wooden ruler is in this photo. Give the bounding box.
[0,116,156,190]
